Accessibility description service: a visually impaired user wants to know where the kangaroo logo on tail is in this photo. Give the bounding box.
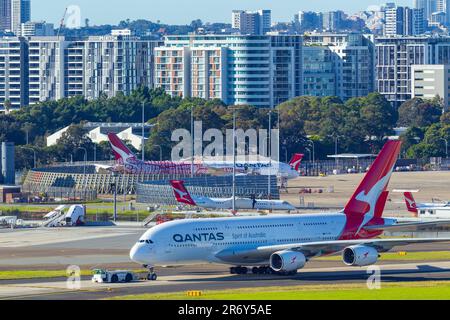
[289,154,304,171]
[108,133,137,163]
[404,192,418,213]
[170,180,197,206]
[340,140,402,239]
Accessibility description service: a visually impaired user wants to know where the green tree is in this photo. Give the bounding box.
[398,97,443,127]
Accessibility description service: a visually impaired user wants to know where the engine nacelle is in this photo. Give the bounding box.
[270,250,306,272]
[342,245,379,267]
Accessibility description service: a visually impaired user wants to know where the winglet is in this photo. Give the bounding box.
[108,133,136,163]
[404,192,418,214]
[170,180,197,206]
[289,153,304,171]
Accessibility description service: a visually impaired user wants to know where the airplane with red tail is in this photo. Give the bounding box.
[100,133,302,179]
[170,180,296,211]
[403,192,450,219]
[130,139,450,279]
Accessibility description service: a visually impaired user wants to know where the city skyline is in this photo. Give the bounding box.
[33,0,411,26]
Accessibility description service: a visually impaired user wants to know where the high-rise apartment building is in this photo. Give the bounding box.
[20,21,54,36]
[11,0,30,35]
[27,33,162,105]
[155,34,302,108]
[0,36,28,111]
[376,36,450,107]
[384,6,425,36]
[0,0,11,32]
[411,64,450,110]
[322,11,345,32]
[295,11,323,32]
[232,10,271,35]
[304,33,375,101]
[303,46,336,97]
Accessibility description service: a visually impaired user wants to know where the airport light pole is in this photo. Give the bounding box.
[112,171,118,222]
[21,147,37,168]
[268,110,272,200]
[153,145,163,161]
[75,147,88,176]
[440,138,449,159]
[142,102,145,162]
[232,110,237,212]
[191,104,195,178]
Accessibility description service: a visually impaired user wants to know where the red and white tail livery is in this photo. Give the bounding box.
[340,140,402,239]
[404,192,418,213]
[108,133,137,163]
[170,180,197,206]
[289,154,304,171]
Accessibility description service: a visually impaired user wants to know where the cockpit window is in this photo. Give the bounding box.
[139,239,154,244]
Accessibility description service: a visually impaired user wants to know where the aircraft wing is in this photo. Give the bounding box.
[215,238,450,263]
[364,219,450,232]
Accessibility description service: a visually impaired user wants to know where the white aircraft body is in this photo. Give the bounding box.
[130,140,450,280]
[170,180,296,212]
[98,133,302,179]
[404,192,450,219]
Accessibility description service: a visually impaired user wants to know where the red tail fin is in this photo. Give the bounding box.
[374,191,389,219]
[289,153,304,171]
[340,140,402,239]
[170,180,197,206]
[108,133,136,162]
[404,192,418,214]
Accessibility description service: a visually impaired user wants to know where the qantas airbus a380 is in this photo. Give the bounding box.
[100,133,302,179]
[130,140,450,280]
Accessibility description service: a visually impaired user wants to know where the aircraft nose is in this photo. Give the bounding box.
[130,243,149,264]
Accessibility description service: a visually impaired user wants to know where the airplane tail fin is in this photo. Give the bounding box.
[404,192,418,214]
[170,180,197,206]
[374,191,389,219]
[343,140,402,227]
[289,153,304,171]
[108,133,137,163]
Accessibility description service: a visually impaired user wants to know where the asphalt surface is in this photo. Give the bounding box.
[1,261,450,300]
[0,224,449,300]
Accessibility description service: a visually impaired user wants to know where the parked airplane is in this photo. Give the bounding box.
[130,140,450,280]
[404,192,450,219]
[170,180,297,212]
[98,133,301,179]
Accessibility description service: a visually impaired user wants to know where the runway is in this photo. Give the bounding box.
[0,225,449,300]
[1,261,450,300]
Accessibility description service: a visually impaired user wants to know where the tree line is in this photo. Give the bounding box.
[1,87,449,170]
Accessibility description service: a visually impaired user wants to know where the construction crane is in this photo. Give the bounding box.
[57,7,68,38]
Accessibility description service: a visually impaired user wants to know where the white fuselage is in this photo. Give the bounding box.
[417,205,450,219]
[192,196,296,211]
[121,158,299,179]
[200,160,299,179]
[130,214,348,267]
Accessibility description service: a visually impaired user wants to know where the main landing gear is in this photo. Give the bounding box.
[144,265,158,281]
[230,266,298,276]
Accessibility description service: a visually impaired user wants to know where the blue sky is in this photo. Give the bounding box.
[33,0,411,25]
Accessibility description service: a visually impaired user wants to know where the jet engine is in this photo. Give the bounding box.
[270,250,306,272]
[342,245,379,267]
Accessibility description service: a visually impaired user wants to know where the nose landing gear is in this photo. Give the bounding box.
[145,266,158,281]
